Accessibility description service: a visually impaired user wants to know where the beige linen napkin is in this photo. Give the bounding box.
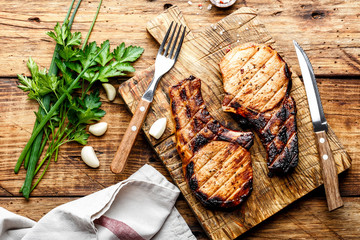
[0,164,195,240]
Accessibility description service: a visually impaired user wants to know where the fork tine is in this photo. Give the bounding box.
[173,26,186,61]
[164,23,178,57]
[169,25,182,59]
[158,21,174,55]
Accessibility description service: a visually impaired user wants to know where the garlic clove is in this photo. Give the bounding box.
[81,146,100,168]
[102,83,116,101]
[89,122,108,136]
[149,117,167,139]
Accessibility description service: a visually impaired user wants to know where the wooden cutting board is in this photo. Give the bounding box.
[118,6,352,240]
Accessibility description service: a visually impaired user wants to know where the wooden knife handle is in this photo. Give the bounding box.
[110,98,151,174]
[315,130,343,211]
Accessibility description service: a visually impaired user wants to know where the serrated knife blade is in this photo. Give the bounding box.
[293,40,343,211]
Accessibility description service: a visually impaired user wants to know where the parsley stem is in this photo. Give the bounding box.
[19,0,80,173]
[31,156,51,192]
[82,0,102,50]
[69,0,82,28]
[16,42,109,166]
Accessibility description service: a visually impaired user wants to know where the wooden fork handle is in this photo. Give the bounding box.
[315,130,343,211]
[111,98,151,174]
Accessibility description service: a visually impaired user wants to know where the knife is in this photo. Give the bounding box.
[293,40,343,211]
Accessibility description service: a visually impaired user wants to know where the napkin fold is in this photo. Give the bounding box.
[0,164,195,240]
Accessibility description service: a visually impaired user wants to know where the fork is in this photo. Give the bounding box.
[111,22,186,174]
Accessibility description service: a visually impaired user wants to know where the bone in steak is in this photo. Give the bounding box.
[221,43,299,176]
[170,76,254,209]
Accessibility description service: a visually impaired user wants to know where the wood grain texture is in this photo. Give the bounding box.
[1,0,360,77]
[118,6,352,239]
[111,98,152,173]
[2,196,360,239]
[0,0,359,239]
[315,130,343,211]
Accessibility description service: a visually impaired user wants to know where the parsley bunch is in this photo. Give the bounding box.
[15,0,143,199]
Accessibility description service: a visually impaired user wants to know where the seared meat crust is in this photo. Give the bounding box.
[170,76,254,209]
[221,43,299,176]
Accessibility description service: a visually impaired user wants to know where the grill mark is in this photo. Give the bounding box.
[192,134,210,152]
[238,64,284,109]
[171,80,200,113]
[225,47,261,88]
[228,59,282,112]
[180,88,187,100]
[225,177,252,201]
[197,146,246,192]
[260,100,289,140]
[172,88,204,129]
[258,82,287,113]
[226,48,275,95]
[180,116,214,153]
[224,47,259,80]
[211,154,251,199]
[266,113,294,155]
[192,144,237,187]
[185,105,191,118]
[177,107,210,139]
[193,142,229,174]
[269,130,297,167]
[228,54,280,103]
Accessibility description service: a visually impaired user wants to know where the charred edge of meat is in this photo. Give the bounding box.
[237,133,254,150]
[194,90,204,106]
[171,75,197,90]
[192,179,253,210]
[180,88,187,101]
[185,105,191,118]
[207,120,221,134]
[171,100,177,115]
[174,117,181,130]
[230,113,252,129]
[217,129,254,150]
[185,161,195,181]
[187,75,196,81]
[192,134,210,153]
[189,176,199,191]
[284,63,292,80]
[268,134,299,175]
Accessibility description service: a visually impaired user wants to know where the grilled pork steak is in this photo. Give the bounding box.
[170,76,254,209]
[221,43,299,176]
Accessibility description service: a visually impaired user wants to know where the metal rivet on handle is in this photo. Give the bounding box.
[323,154,328,160]
[131,126,137,131]
[320,138,325,143]
[140,106,145,112]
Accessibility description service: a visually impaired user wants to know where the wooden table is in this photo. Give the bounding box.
[0,0,359,239]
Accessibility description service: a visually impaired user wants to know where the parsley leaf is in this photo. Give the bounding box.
[68,90,106,125]
[113,62,135,73]
[18,57,59,99]
[68,128,89,145]
[118,45,144,63]
[46,21,82,47]
[95,40,113,66]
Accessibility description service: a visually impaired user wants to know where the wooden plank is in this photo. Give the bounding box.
[0,75,358,237]
[118,6,352,239]
[1,196,360,239]
[1,0,360,77]
[0,76,358,197]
